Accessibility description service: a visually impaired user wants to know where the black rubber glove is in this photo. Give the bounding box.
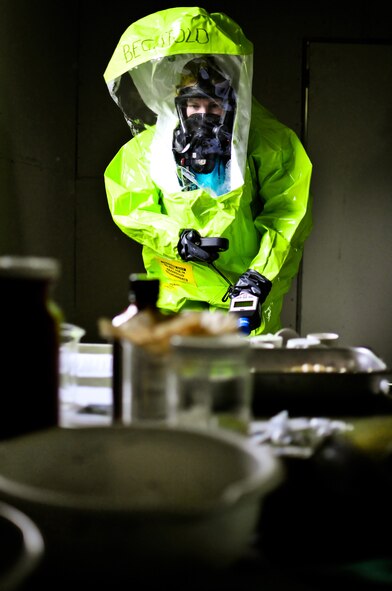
[177,229,219,263]
[231,269,272,302]
[230,269,272,332]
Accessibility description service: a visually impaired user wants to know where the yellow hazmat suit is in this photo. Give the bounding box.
[103,7,312,334]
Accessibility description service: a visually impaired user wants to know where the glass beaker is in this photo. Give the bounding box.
[168,334,253,434]
[59,322,86,424]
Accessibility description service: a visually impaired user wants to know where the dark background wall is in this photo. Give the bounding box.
[1,1,391,364]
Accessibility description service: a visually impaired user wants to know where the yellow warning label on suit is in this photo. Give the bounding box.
[156,258,196,285]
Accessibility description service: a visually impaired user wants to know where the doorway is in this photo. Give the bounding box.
[301,41,392,366]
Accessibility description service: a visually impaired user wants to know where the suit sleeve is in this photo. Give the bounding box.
[104,130,181,258]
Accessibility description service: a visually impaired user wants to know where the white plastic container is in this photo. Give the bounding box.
[306,332,340,346]
[286,336,321,349]
[250,334,283,349]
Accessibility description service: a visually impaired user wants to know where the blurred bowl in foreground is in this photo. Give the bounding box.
[0,425,283,586]
[0,501,44,591]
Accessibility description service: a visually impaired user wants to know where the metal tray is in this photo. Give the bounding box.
[250,347,392,418]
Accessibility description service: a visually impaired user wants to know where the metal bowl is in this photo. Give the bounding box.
[0,425,283,586]
[250,346,391,417]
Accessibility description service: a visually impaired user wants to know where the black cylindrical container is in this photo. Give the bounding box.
[0,256,61,439]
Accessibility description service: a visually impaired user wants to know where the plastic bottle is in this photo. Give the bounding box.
[0,255,62,439]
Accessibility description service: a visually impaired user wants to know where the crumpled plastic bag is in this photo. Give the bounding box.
[98,309,239,355]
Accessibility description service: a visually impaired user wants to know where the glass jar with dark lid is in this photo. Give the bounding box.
[0,256,62,439]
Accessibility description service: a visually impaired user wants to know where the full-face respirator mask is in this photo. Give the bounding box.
[172,57,236,175]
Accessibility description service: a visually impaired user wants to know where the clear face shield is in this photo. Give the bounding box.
[107,52,252,194]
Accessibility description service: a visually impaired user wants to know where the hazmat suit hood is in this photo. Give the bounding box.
[104,6,253,194]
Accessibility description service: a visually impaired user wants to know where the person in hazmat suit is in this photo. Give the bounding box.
[103,6,313,335]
